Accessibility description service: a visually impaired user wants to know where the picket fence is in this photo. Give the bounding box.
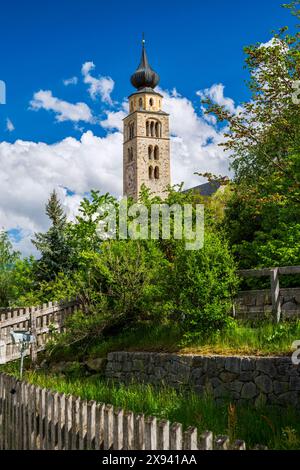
[0,373,247,451]
[0,301,78,363]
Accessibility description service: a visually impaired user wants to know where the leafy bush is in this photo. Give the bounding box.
[166,231,238,341]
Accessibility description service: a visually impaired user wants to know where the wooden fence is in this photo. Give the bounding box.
[238,265,300,323]
[0,373,246,450]
[0,301,78,364]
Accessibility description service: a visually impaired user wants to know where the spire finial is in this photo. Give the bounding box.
[130,35,160,91]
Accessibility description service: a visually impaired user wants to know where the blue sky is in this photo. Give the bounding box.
[0,0,294,143]
[0,0,296,256]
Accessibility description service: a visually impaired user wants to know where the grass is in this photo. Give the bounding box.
[48,320,300,362]
[2,360,300,450]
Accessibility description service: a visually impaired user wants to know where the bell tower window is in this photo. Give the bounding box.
[150,121,155,137]
[149,98,154,107]
[148,145,153,160]
[128,148,134,163]
[154,166,159,179]
[155,122,161,138]
[139,97,143,110]
[128,122,135,140]
[154,146,159,160]
[149,166,153,179]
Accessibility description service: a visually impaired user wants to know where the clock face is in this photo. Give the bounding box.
[127,166,134,189]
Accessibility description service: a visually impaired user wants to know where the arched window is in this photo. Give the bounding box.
[150,121,155,137]
[146,121,150,136]
[149,166,153,179]
[148,145,153,160]
[130,101,133,112]
[128,122,134,140]
[154,166,159,179]
[149,98,154,107]
[128,148,133,162]
[154,146,159,160]
[139,97,143,110]
[155,122,160,138]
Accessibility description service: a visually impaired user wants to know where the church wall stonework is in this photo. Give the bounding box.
[105,352,300,407]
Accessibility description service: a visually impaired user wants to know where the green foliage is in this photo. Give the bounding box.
[31,185,237,351]
[32,190,74,282]
[203,3,300,273]
[167,232,238,341]
[0,231,20,307]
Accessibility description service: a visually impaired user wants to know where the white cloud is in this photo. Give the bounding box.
[6,118,15,132]
[197,84,243,115]
[1,82,237,256]
[0,131,123,256]
[82,61,115,104]
[30,90,93,123]
[100,101,128,132]
[160,88,231,189]
[63,76,78,86]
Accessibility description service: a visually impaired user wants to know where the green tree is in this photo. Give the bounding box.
[203,2,300,270]
[167,231,238,341]
[0,231,20,307]
[32,190,73,281]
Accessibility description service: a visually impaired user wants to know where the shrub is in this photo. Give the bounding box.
[167,231,238,341]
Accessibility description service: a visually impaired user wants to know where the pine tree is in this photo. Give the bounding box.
[32,190,72,281]
[0,231,20,307]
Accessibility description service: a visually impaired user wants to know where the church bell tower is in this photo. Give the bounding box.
[123,39,170,200]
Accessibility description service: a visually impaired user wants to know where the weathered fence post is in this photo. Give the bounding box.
[170,422,182,450]
[145,416,157,450]
[183,426,198,450]
[134,413,145,450]
[86,400,96,450]
[215,435,230,450]
[30,307,37,363]
[64,395,72,450]
[233,439,246,450]
[199,431,213,450]
[113,407,124,450]
[157,419,170,450]
[123,411,134,450]
[79,400,87,450]
[95,403,104,450]
[270,268,281,323]
[104,404,114,450]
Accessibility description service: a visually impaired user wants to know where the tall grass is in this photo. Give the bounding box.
[50,320,300,362]
[2,362,300,450]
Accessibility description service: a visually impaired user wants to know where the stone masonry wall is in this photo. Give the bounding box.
[105,352,300,407]
[235,287,300,320]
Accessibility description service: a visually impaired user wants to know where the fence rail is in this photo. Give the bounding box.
[0,301,78,364]
[237,266,300,323]
[0,373,246,451]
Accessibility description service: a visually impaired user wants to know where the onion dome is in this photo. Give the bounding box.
[130,39,160,91]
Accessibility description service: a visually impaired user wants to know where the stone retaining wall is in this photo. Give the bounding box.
[105,352,300,407]
[235,287,300,319]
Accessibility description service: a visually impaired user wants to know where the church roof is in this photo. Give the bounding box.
[130,40,160,91]
[184,181,221,196]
